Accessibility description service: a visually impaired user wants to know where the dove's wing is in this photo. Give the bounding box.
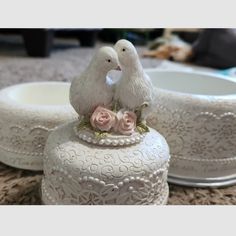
[69,71,89,115]
[144,72,153,86]
[144,72,155,97]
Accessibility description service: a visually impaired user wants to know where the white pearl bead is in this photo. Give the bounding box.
[112,140,118,146]
[88,176,94,181]
[99,139,105,145]
[119,140,124,145]
[105,139,111,145]
[126,139,130,145]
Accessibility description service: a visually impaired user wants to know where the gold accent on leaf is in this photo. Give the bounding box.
[94,131,108,139]
[136,122,150,134]
[135,102,149,124]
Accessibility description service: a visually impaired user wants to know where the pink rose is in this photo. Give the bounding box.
[115,110,137,135]
[90,106,116,132]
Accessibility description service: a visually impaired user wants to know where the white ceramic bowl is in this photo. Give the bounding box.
[0,82,77,170]
[146,69,236,187]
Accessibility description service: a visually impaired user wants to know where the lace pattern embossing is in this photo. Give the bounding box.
[148,105,236,162]
[0,98,77,159]
[42,123,170,205]
[42,164,169,205]
[0,125,51,156]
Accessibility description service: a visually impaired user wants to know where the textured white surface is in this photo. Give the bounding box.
[42,121,170,205]
[114,40,154,120]
[70,47,119,116]
[0,82,77,170]
[147,70,236,185]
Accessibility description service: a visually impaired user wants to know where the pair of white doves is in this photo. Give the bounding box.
[70,39,154,120]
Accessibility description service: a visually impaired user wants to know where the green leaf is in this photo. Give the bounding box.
[77,117,92,130]
[94,131,108,139]
[136,122,150,134]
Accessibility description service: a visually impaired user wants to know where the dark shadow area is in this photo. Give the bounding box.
[0,28,164,58]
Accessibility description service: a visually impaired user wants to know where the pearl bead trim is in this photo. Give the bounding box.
[74,126,146,147]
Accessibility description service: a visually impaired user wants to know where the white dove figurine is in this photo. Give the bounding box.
[70,46,120,118]
[114,39,154,122]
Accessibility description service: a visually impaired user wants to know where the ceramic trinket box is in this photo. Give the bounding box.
[0,82,77,170]
[147,70,236,187]
[41,40,171,205]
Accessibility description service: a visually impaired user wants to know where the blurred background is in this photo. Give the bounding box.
[0,28,202,56]
[0,28,235,89]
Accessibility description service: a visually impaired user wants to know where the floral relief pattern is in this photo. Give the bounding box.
[0,125,52,156]
[10,135,24,147]
[189,139,212,156]
[147,105,236,162]
[32,136,47,151]
[145,90,236,184]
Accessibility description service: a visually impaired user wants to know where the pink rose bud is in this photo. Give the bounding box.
[115,110,137,135]
[90,106,117,132]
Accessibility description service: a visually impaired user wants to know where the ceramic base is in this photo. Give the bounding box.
[0,147,42,171]
[168,174,236,188]
[167,153,236,187]
[168,175,236,188]
[42,121,170,205]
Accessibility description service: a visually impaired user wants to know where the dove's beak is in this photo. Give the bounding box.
[115,65,121,71]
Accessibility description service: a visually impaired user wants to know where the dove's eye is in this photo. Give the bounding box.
[122,48,126,52]
[107,59,111,63]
